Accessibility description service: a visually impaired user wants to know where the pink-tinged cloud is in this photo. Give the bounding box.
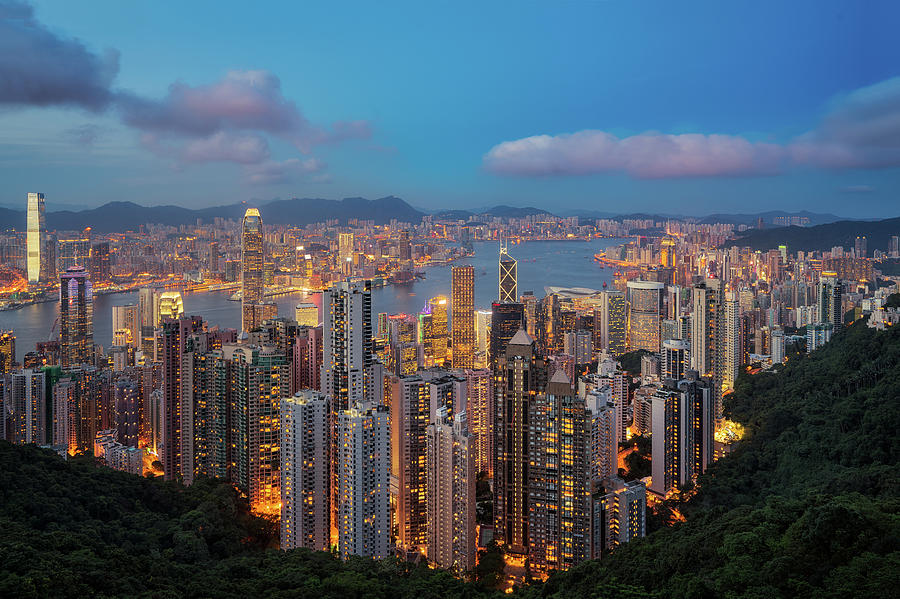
[485,76,900,179]
[244,157,326,185]
[484,131,785,178]
[181,132,270,165]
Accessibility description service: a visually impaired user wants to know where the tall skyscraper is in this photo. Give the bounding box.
[854,235,868,258]
[338,232,355,261]
[160,316,205,481]
[281,390,331,551]
[427,296,449,366]
[295,302,319,327]
[663,339,689,381]
[464,368,493,477]
[490,302,524,369]
[3,369,46,444]
[336,404,390,559]
[451,266,475,369]
[322,280,374,411]
[59,267,93,368]
[26,192,47,284]
[0,331,15,373]
[816,272,843,331]
[498,241,518,303]
[626,281,664,352]
[157,292,184,323]
[426,409,477,574]
[723,292,743,391]
[241,208,264,332]
[112,305,140,349]
[690,279,724,421]
[598,290,626,357]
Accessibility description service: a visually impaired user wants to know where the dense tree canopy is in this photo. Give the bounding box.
[1,321,897,598]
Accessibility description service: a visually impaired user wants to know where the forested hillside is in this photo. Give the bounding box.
[1,321,897,598]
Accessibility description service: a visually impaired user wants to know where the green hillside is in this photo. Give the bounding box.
[1,321,898,598]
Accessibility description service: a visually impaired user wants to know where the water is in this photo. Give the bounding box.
[0,238,626,361]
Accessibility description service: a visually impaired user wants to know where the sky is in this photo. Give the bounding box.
[1,0,899,216]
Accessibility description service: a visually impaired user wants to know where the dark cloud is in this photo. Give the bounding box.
[0,0,119,111]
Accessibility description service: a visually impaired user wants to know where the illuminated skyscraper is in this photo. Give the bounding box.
[426,409,477,574]
[59,267,93,368]
[157,292,184,323]
[690,279,724,421]
[597,289,626,357]
[281,390,331,551]
[427,296,449,365]
[338,232,355,261]
[241,208,264,332]
[816,272,843,331]
[26,192,48,284]
[490,302,524,370]
[626,281,664,352]
[295,302,319,327]
[0,331,15,373]
[57,231,91,273]
[498,241,518,303]
[336,404,390,559]
[160,316,205,481]
[451,266,475,368]
[663,339,689,381]
[464,368,493,476]
[3,369,46,444]
[322,280,374,411]
[723,292,743,390]
[111,305,139,349]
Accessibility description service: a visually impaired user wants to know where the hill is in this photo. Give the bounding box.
[726,216,900,252]
[1,321,898,598]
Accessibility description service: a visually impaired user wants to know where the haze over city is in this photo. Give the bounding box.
[1,2,899,598]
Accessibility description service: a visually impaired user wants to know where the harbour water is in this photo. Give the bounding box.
[0,238,626,362]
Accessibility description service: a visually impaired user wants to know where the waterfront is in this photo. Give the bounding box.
[0,238,626,362]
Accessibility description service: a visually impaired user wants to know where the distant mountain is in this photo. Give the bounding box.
[725,216,900,252]
[700,210,846,227]
[0,196,425,233]
[482,205,552,218]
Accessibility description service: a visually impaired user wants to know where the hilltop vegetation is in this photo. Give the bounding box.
[1,321,898,598]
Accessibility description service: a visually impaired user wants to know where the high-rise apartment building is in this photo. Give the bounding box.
[160,316,205,481]
[281,390,330,551]
[626,281,663,352]
[586,391,617,481]
[59,267,93,368]
[112,304,140,349]
[464,368,493,476]
[593,478,646,556]
[426,409,477,574]
[663,339,689,381]
[26,192,49,284]
[426,296,449,366]
[322,280,374,411]
[690,279,724,421]
[816,273,843,332]
[723,292,743,392]
[451,266,475,368]
[338,232,355,261]
[3,369,46,444]
[498,242,518,303]
[336,404,390,559]
[241,208,264,332]
[597,290,626,357]
[0,331,15,373]
[295,302,318,327]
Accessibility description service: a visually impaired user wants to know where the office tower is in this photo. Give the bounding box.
[660,236,676,268]
[816,273,843,331]
[521,292,538,337]
[322,280,374,411]
[217,344,286,515]
[663,339,689,381]
[338,232,355,261]
[336,405,390,559]
[855,235,867,258]
[498,241,518,303]
[464,368,493,476]
[536,293,561,356]
[281,390,331,551]
[241,208,264,332]
[112,304,140,349]
[594,478,646,556]
[426,409,477,573]
[564,329,593,366]
[494,330,546,555]
[626,281,664,352]
[26,192,48,283]
[90,242,110,283]
[427,296,449,365]
[157,292,184,323]
[529,369,588,573]
[723,292,743,391]
[59,267,93,368]
[0,331,15,373]
[138,287,158,330]
[160,316,205,481]
[3,369,46,444]
[242,301,278,332]
[771,327,785,364]
[388,314,420,376]
[690,279,724,421]
[295,302,318,327]
[113,379,140,447]
[490,302,524,369]
[586,391,617,481]
[599,290,627,357]
[451,266,475,368]
[387,375,431,553]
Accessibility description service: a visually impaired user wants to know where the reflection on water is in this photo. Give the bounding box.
[0,238,626,361]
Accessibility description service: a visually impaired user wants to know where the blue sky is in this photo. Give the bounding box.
[1,0,899,216]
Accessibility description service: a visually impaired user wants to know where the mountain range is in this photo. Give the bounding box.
[726,216,900,252]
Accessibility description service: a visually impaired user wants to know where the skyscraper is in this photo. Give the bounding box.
[338,232,355,261]
[498,241,518,303]
[59,267,93,368]
[241,208,264,332]
[489,302,524,369]
[0,331,15,373]
[160,316,205,481]
[427,296,449,365]
[26,192,48,284]
[451,266,475,368]
[598,289,626,357]
[322,280,374,411]
[723,292,743,391]
[690,279,725,421]
[426,409,477,573]
[157,292,184,323]
[626,281,664,352]
[816,272,843,331]
[111,305,139,349]
[464,368,493,476]
[336,404,390,559]
[281,390,331,551]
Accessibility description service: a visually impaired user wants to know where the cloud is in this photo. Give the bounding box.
[485,76,900,179]
[244,157,327,185]
[0,0,119,111]
[64,123,102,146]
[485,131,785,178]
